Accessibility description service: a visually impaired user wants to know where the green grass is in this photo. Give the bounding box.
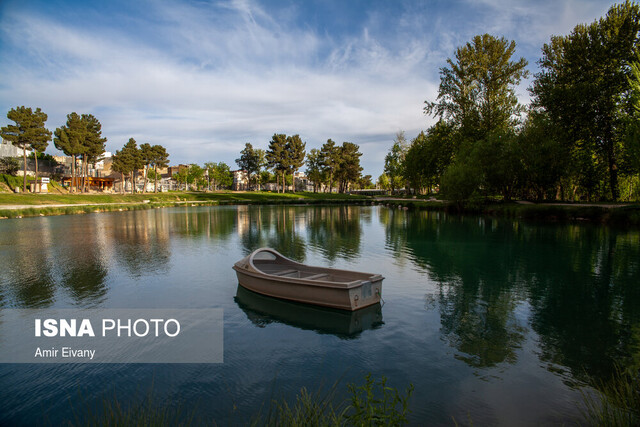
[581,367,640,426]
[66,374,414,427]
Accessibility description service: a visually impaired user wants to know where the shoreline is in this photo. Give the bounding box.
[0,192,639,226]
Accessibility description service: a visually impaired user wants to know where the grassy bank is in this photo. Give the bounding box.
[0,191,371,219]
[378,199,640,226]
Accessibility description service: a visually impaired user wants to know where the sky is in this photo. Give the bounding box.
[0,0,618,179]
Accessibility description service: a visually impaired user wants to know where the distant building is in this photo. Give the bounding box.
[168,164,189,177]
[0,138,32,158]
[232,170,248,191]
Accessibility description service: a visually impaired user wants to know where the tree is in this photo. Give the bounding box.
[320,139,340,193]
[425,34,528,139]
[335,142,363,193]
[518,111,569,200]
[384,131,408,194]
[54,112,85,193]
[403,123,455,195]
[306,148,324,193]
[81,114,106,192]
[236,143,260,191]
[151,145,169,193]
[187,164,205,190]
[266,134,289,193]
[377,173,390,190]
[139,143,154,193]
[121,138,142,194]
[286,134,306,192]
[255,149,267,190]
[111,149,133,194]
[1,106,52,192]
[531,2,640,200]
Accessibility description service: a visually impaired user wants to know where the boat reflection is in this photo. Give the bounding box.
[234,285,383,339]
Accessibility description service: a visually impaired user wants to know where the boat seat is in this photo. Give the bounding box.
[271,269,297,276]
[305,273,330,281]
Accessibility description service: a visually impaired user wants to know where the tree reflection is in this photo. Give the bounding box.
[306,206,363,261]
[0,221,55,307]
[109,210,171,278]
[237,206,306,262]
[381,208,640,383]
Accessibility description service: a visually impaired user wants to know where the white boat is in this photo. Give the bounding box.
[233,248,384,311]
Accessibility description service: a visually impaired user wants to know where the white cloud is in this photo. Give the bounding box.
[0,0,617,178]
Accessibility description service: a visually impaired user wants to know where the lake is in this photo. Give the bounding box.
[0,205,639,425]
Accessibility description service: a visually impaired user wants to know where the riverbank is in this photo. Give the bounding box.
[2,191,639,226]
[0,191,370,219]
[379,198,640,226]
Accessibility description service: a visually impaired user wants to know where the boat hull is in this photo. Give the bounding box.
[233,265,382,311]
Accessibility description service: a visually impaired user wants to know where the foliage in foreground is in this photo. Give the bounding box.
[67,374,414,427]
[252,374,414,426]
[581,368,640,426]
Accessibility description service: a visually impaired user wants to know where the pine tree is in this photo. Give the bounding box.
[1,106,52,192]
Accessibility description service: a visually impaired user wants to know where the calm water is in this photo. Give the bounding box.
[0,205,639,425]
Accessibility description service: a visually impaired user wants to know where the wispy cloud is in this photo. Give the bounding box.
[0,0,617,177]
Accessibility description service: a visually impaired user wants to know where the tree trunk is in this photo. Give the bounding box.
[154,165,158,193]
[143,165,149,194]
[130,171,135,194]
[22,146,27,193]
[34,151,39,193]
[71,155,76,193]
[608,148,618,201]
[121,172,125,194]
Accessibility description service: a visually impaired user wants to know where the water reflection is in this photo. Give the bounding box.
[110,210,171,277]
[380,209,640,381]
[235,285,383,338]
[0,220,56,307]
[306,206,363,261]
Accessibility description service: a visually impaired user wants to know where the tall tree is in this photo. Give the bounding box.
[320,139,340,193]
[151,145,169,193]
[121,138,142,194]
[111,149,133,194]
[306,148,324,193]
[1,106,52,193]
[54,112,85,193]
[286,134,306,192]
[236,143,260,190]
[81,114,106,192]
[139,143,154,194]
[335,142,363,193]
[425,34,528,139]
[266,133,289,193]
[384,131,408,194]
[531,2,640,200]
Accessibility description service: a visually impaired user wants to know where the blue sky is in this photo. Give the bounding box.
[0,0,616,178]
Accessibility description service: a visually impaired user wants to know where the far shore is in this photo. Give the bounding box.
[0,191,638,226]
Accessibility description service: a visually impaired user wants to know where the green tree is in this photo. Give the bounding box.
[54,112,85,193]
[518,111,569,200]
[139,143,154,193]
[377,173,390,190]
[425,34,528,139]
[151,145,169,193]
[187,164,205,190]
[286,134,306,192]
[320,139,340,193]
[335,142,363,193]
[305,148,324,193]
[531,2,640,200]
[266,133,289,193]
[121,138,142,194]
[81,114,106,192]
[111,148,133,194]
[1,106,52,192]
[384,131,408,194]
[236,143,261,190]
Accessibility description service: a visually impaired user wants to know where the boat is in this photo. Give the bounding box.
[233,248,384,311]
[234,285,383,338]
